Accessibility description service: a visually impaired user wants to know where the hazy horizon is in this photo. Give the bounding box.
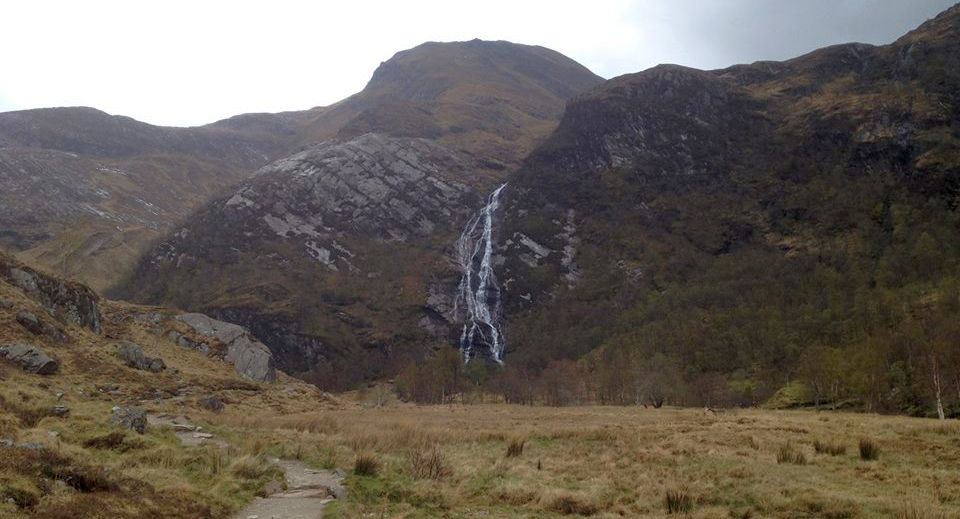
[1,0,954,127]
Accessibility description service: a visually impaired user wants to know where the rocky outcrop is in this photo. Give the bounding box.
[15,310,68,343]
[0,252,102,333]
[110,406,147,434]
[176,313,277,383]
[0,343,58,374]
[116,340,166,373]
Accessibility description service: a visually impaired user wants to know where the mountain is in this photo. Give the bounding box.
[0,106,307,291]
[113,40,602,388]
[1,40,600,297]
[494,4,960,412]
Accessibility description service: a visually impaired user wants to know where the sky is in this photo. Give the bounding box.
[0,0,954,127]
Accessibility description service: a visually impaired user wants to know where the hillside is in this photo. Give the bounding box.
[0,107,306,291]
[114,41,602,389]
[494,4,960,414]
[0,251,342,518]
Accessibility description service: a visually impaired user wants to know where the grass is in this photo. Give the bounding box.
[0,278,329,519]
[665,488,693,514]
[776,443,808,465]
[214,404,960,518]
[813,439,847,456]
[353,453,380,476]
[2,268,959,518]
[859,437,881,461]
[506,437,525,458]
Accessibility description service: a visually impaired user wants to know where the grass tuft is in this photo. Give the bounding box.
[859,438,880,461]
[813,439,846,456]
[506,438,525,458]
[665,488,693,514]
[353,453,380,477]
[777,444,808,465]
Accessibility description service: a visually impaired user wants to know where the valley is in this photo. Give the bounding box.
[1,3,960,518]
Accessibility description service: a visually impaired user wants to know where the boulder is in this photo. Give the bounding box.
[198,396,225,413]
[110,406,147,434]
[176,313,277,383]
[224,335,277,383]
[116,340,166,372]
[0,343,58,374]
[16,311,68,343]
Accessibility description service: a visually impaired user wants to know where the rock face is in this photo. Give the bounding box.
[176,313,277,383]
[15,310,68,343]
[110,406,147,434]
[0,252,102,333]
[0,343,58,374]
[119,135,484,385]
[116,340,166,373]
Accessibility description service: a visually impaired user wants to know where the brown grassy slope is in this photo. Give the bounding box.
[0,264,340,518]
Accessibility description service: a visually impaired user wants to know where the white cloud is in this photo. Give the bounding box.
[0,0,953,126]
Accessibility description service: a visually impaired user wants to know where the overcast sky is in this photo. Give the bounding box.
[1,0,954,127]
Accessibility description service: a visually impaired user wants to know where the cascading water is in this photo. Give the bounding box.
[454,183,507,363]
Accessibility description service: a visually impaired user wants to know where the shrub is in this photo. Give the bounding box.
[859,438,880,461]
[813,439,846,456]
[777,444,808,465]
[506,438,525,458]
[353,453,380,477]
[665,489,692,514]
[408,443,452,480]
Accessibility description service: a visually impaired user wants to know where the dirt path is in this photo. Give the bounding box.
[234,459,345,519]
[146,414,345,518]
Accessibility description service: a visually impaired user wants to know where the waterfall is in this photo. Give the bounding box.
[455,183,507,363]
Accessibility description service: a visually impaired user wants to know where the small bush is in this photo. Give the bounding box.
[506,438,525,458]
[859,438,880,461]
[813,439,846,456]
[777,444,808,465]
[665,489,692,514]
[408,443,452,480]
[354,453,380,477]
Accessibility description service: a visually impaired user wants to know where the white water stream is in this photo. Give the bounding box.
[455,183,507,363]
